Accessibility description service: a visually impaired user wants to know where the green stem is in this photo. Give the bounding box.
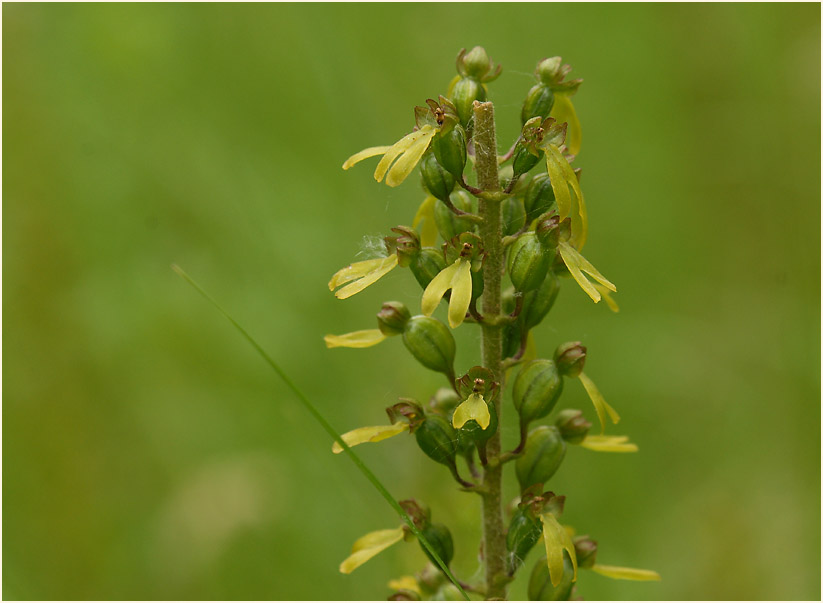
[473,101,508,600]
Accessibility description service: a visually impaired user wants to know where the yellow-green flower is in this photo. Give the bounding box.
[551,93,581,157]
[421,258,472,328]
[540,513,578,587]
[324,329,387,349]
[328,255,399,299]
[343,120,438,188]
[557,241,616,305]
[451,392,491,430]
[591,564,661,581]
[579,434,638,453]
[331,423,409,454]
[545,143,588,249]
[387,575,421,595]
[339,526,406,574]
[413,195,439,247]
[578,371,620,434]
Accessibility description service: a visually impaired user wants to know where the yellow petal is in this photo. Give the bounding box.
[343,146,392,170]
[545,148,571,224]
[332,423,409,454]
[339,527,405,574]
[452,392,490,430]
[421,259,460,316]
[324,329,387,349]
[375,129,428,183]
[594,283,619,313]
[540,513,578,587]
[413,196,439,247]
[551,93,581,156]
[580,435,638,453]
[334,255,399,299]
[386,126,436,187]
[578,371,620,434]
[559,242,601,303]
[592,564,661,581]
[447,259,472,328]
[555,148,588,249]
[388,576,421,595]
[329,256,395,291]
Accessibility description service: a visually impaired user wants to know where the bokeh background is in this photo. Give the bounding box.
[4,3,820,600]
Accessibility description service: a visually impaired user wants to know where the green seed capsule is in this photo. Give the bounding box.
[403,316,456,375]
[506,506,543,574]
[528,554,575,601]
[451,77,485,127]
[524,173,557,224]
[513,360,564,425]
[555,409,591,444]
[432,124,468,180]
[502,196,527,237]
[512,142,543,178]
[415,415,458,467]
[419,522,455,569]
[521,271,560,330]
[420,151,456,204]
[434,190,475,240]
[521,84,555,125]
[410,248,447,289]
[516,425,567,492]
[508,233,553,293]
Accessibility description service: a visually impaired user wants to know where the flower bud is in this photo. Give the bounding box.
[389,226,421,267]
[521,272,560,330]
[419,523,454,569]
[573,535,598,569]
[554,341,587,378]
[386,399,426,431]
[378,301,411,336]
[513,360,564,426]
[429,387,460,415]
[516,426,567,492]
[524,173,557,224]
[521,83,554,125]
[535,214,561,249]
[554,409,591,444]
[434,190,475,240]
[432,124,467,180]
[507,233,553,293]
[410,248,447,289]
[451,77,485,127]
[502,196,527,237]
[415,414,457,466]
[402,316,456,376]
[536,57,563,86]
[460,46,491,78]
[399,498,431,530]
[506,506,543,574]
[420,151,456,204]
[528,554,575,601]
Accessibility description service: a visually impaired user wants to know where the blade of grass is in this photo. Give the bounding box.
[172,264,470,600]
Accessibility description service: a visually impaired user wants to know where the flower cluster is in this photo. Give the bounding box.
[325,47,658,600]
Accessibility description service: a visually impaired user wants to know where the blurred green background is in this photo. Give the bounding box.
[4,3,820,600]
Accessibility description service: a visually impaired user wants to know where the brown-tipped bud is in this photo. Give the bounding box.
[554,341,587,378]
[535,213,561,249]
[573,536,598,569]
[555,409,591,444]
[399,499,431,531]
[386,399,426,431]
[377,301,411,336]
[389,226,421,267]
